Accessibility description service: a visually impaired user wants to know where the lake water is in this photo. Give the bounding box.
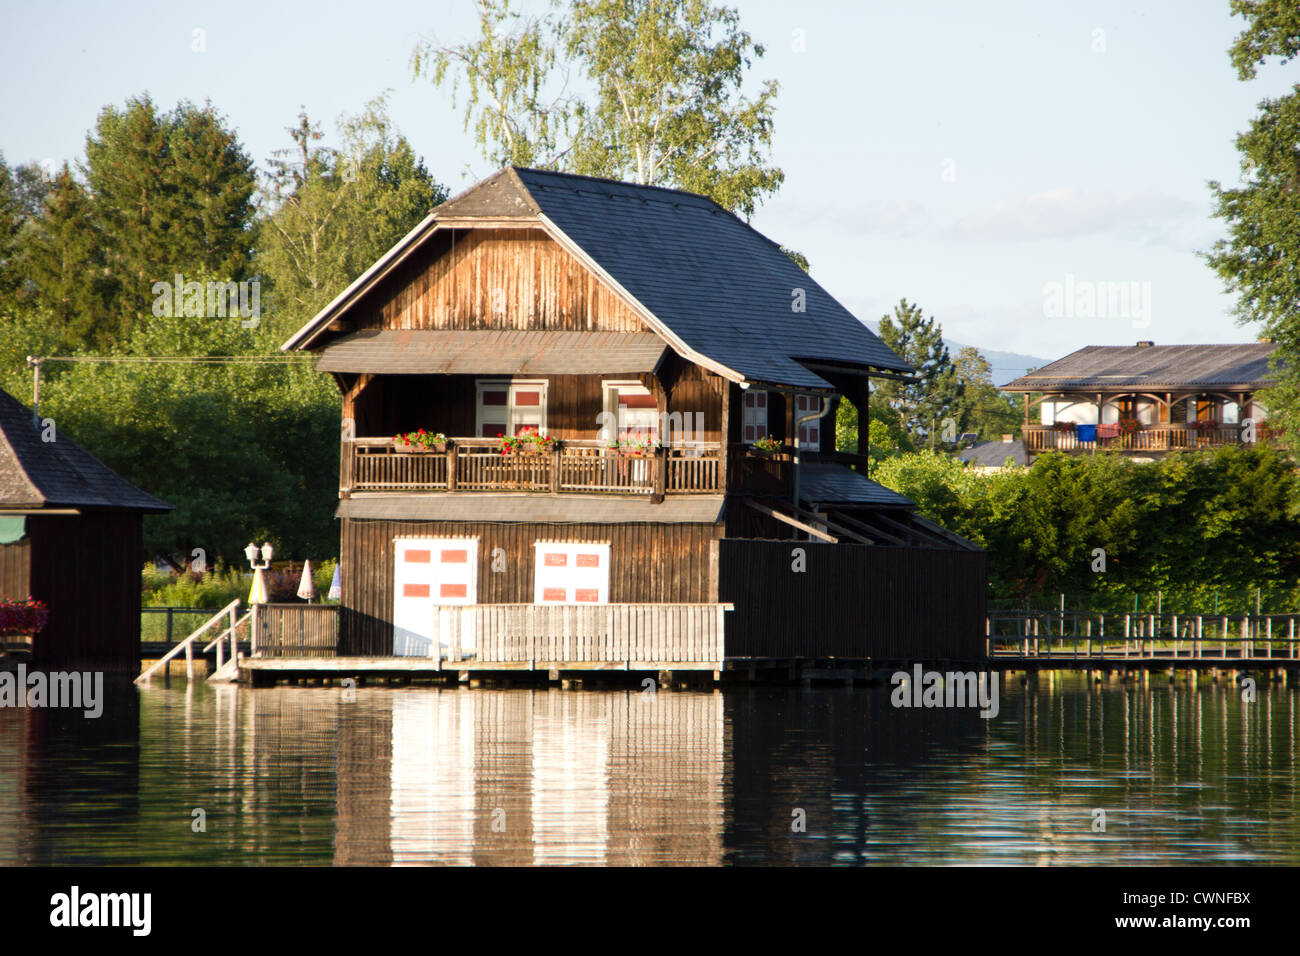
[1,673,1297,865]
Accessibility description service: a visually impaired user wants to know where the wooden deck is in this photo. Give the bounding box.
[345,438,723,496]
[1022,423,1273,454]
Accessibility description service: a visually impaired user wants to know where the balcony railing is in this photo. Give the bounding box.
[344,438,723,496]
[1023,423,1272,453]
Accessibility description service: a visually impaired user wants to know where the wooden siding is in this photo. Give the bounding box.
[717,539,987,661]
[0,533,30,600]
[363,228,648,333]
[21,512,144,671]
[340,518,724,655]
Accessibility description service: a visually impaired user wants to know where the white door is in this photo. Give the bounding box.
[393,537,478,657]
[533,542,611,604]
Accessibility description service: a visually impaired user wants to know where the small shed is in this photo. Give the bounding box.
[0,387,171,671]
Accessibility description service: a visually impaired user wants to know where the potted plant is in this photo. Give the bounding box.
[0,596,49,659]
[394,429,448,452]
[1052,421,1076,433]
[500,426,556,455]
[1117,419,1140,436]
[750,435,783,457]
[611,436,657,457]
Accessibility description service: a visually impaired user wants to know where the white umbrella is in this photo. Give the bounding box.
[297,559,316,603]
[328,564,341,601]
[248,567,268,605]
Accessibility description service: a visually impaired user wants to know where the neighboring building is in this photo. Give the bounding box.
[0,386,171,671]
[1001,341,1277,460]
[283,166,986,665]
[956,436,1027,472]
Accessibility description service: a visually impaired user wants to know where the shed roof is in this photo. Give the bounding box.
[284,166,911,390]
[798,463,915,509]
[956,439,1028,468]
[1001,343,1277,392]
[316,330,668,375]
[337,493,725,524]
[0,387,171,513]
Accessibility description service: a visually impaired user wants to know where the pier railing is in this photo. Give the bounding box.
[255,604,340,658]
[399,603,730,669]
[987,610,1300,661]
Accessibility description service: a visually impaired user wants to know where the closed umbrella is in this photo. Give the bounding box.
[328,563,341,601]
[248,567,268,605]
[297,559,316,603]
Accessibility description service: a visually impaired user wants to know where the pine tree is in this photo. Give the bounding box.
[874,299,964,445]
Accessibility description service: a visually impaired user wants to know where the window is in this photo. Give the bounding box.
[533,542,610,604]
[601,382,659,443]
[477,380,547,438]
[741,390,767,443]
[794,393,822,450]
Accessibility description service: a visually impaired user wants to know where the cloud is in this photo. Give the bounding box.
[944,188,1200,244]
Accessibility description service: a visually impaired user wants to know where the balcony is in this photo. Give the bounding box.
[1023,423,1274,454]
[342,438,724,496]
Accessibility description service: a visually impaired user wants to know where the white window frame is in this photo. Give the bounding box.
[600,380,659,444]
[794,393,823,451]
[741,389,768,444]
[476,379,548,439]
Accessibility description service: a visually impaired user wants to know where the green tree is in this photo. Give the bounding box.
[413,0,782,217]
[952,346,1020,441]
[874,299,964,445]
[1207,2,1300,446]
[80,95,257,347]
[835,391,914,463]
[257,97,448,336]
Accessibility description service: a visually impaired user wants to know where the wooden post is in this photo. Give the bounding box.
[186,637,194,681]
[447,445,458,492]
[549,444,561,494]
[1222,616,1228,658]
[1085,617,1092,658]
[1125,614,1131,657]
[652,444,667,502]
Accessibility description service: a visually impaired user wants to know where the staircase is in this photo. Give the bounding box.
[136,600,253,684]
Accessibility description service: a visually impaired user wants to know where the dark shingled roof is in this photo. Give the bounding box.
[797,463,914,509]
[317,330,668,375]
[338,493,724,524]
[957,440,1028,468]
[0,387,171,513]
[1001,343,1278,391]
[284,167,911,389]
[513,168,910,388]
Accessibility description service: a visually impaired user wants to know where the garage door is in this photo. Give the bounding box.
[393,537,478,656]
[533,542,611,604]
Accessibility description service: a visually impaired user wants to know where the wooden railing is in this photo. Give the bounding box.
[988,609,1300,661]
[403,603,731,669]
[1023,424,1270,453]
[346,438,724,496]
[255,604,339,658]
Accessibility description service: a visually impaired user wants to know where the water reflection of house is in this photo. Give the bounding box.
[334,689,725,865]
[1002,341,1278,462]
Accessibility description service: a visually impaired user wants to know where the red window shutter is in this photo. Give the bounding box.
[403,583,430,598]
[619,394,656,409]
[575,588,599,603]
[440,549,467,563]
[439,583,467,599]
[404,549,431,563]
[744,393,755,408]
[481,424,502,438]
[755,392,766,408]
[543,552,567,567]
[576,553,601,568]
[543,587,566,602]
[744,425,755,440]
[514,390,541,406]
[482,390,508,406]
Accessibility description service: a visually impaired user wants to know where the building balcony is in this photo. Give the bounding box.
[1022,422,1275,454]
[342,438,725,496]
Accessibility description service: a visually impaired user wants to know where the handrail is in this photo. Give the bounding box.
[135,598,241,684]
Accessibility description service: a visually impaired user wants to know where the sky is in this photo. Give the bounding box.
[2,0,1296,382]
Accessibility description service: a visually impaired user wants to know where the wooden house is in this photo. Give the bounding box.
[1003,341,1278,460]
[283,167,986,669]
[0,386,171,671]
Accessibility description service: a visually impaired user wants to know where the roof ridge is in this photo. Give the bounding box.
[512,165,725,208]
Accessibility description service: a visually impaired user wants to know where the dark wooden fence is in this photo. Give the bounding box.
[257,604,339,658]
[717,540,986,661]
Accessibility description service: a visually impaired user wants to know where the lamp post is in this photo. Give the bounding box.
[245,541,272,657]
